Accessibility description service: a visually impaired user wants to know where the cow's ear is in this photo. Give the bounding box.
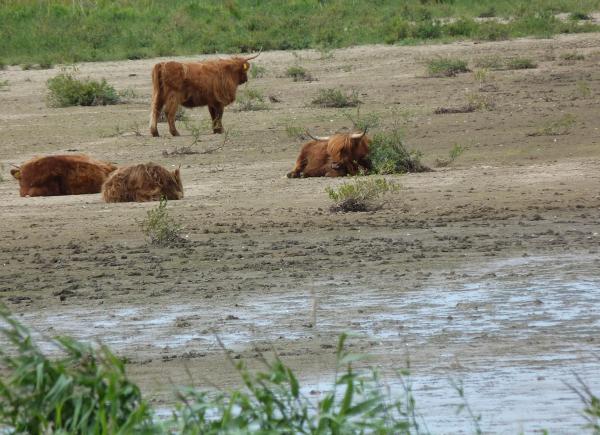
[242,62,250,71]
[10,169,21,180]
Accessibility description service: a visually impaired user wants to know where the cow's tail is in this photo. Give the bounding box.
[149,63,164,136]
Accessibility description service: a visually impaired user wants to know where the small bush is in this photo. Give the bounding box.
[140,197,185,246]
[311,88,361,108]
[286,65,313,81]
[237,88,268,111]
[369,128,429,174]
[506,57,537,70]
[427,57,469,77]
[326,178,399,212]
[250,64,266,78]
[46,70,119,107]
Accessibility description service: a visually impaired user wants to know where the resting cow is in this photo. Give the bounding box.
[149,51,260,137]
[102,163,183,203]
[287,132,372,178]
[10,154,117,197]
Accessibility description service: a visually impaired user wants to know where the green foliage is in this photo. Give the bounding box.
[140,197,184,247]
[285,65,313,81]
[250,63,266,78]
[1,1,599,65]
[427,57,469,77]
[506,57,537,70]
[326,178,399,212]
[311,88,361,108]
[436,143,466,167]
[237,87,268,111]
[0,306,153,434]
[529,114,576,136]
[370,128,429,174]
[46,69,119,107]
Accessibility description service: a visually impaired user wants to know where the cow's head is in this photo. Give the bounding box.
[309,131,369,170]
[231,50,261,85]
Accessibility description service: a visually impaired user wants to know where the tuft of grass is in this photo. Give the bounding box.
[237,88,268,111]
[0,80,9,91]
[436,143,466,167]
[466,92,496,110]
[427,57,469,77]
[140,197,185,247]
[285,65,313,81]
[369,128,429,174]
[575,80,591,98]
[0,305,153,433]
[560,52,585,61]
[250,63,266,78]
[326,178,399,213]
[46,69,119,107]
[529,114,576,136]
[311,88,361,108]
[505,57,537,70]
[284,122,305,139]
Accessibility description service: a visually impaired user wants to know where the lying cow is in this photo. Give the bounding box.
[287,131,372,178]
[102,163,183,203]
[10,154,117,197]
[149,51,261,137]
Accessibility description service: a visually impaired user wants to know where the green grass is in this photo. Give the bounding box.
[250,63,266,78]
[46,69,119,107]
[427,57,469,77]
[1,1,599,65]
[506,57,537,70]
[236,88,268,111]
[311,88,361,108]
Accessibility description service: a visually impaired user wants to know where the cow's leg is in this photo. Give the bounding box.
[165,97,180,137]
[149,89,165,138]
[212,104,224,134]
[287,156,307,178]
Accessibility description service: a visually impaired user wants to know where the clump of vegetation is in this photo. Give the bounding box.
[140,197,185,247]
[466,92,496,110]
[311,88,360,108]
[0,306,153,433]
[46,69,119,107]
[436,143,466,167]
[250,64,266,78]
[285,65,313,81]
[0,80,8,91]
[506,57,537,70]
[284,122,304,139]
[237,88,268,111]
[529,114,576,136]
[426,57,469,77]
[560,52,585,61]
[369,128,429,174]
[326,178,399,212]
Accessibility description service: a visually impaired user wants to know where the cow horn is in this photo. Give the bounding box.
[10,164,20,169]
[305,130,330,141]
[350,128,368,139]
[244,47,262,61]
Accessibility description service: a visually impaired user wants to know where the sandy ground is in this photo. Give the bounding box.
[1,33,600,433]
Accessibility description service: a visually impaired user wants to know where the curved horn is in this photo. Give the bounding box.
[244,47,262,61]
[305,130,330,141]
[10,164,20,169]
[350,128,368,139]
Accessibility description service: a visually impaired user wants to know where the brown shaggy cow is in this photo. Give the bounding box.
[10,154,117,197]
[287,132,372,178]
[149,52,260,137]
[102,163,183,203]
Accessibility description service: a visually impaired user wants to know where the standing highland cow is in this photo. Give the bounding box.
[102,163,183,203]
[149,52,261,137]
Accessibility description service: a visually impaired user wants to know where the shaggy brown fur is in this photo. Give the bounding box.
[149,53,259,137]
[102,163,183,203]
[10,154,117,197]
[287,133,372,178]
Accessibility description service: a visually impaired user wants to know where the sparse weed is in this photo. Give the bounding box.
[250,64,266,78]
[436,143,466,167]
[576,80,591,98]
[140,197,185,247]
[162,146,199,157]
[46,68,119,107]
[284,122,305,139]
[237,88,268,111]
[427,57,469,77]
[560,52,585,61]
[0,80,8,91]
[370,128,429,174]
[473,68,491,89]
[311,88,361,108]
[343,106,381,131]
[317,45,335,60]
[118,87,139,100]
[326,178,399,212]
[506,57,537,70]
[466,92,496,110]
[529,114,576,136]
[285,65,313,81]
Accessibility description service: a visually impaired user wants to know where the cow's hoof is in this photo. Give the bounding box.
[170,131,180,137]
[213,128,224,134]
[150,129,159,137]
